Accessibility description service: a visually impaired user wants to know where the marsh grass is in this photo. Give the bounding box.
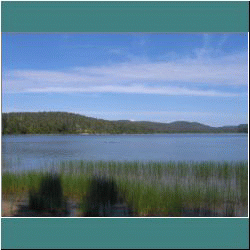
[81,177,120,216]
[28,173,67,213]
[2,160,248,217]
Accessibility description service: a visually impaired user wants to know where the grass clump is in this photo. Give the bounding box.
[82,177,119,216]
[28,173,67,214]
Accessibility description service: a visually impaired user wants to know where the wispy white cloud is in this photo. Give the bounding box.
[23,85,238,97]
[218,34,229,48]
[2,45,247,97]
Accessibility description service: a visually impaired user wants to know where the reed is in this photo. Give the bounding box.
[28,173,67,213]
[2,160,248,217]
[81,177,119,216]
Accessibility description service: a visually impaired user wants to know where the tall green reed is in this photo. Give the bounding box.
[2,160,248,216]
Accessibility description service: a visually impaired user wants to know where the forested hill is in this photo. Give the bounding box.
[1,112,248,135]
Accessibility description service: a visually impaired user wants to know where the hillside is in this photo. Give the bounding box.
[1,112,248,135]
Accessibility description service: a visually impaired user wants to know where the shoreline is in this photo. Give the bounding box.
[2,132,248,136]
[2,196,248,218]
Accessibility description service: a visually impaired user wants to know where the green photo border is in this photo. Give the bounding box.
[1,1,249,32]
[1,1,249,249]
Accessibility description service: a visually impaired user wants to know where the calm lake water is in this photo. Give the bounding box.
[1,134,248,171]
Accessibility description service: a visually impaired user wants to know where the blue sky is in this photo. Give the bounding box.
[1,33,248,126]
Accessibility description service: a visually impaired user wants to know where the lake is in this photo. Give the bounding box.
[1,134,248,171]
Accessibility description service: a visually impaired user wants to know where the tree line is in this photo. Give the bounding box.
[1,112,248,135]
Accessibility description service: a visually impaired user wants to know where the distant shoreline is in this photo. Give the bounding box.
[2,132,248,136]
[2,112,248,135]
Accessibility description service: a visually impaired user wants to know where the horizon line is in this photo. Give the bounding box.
[2,111,248,128]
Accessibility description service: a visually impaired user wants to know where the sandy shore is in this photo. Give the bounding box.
[2,198,247,217]
[2,200,19,217]
[2,198,132,217]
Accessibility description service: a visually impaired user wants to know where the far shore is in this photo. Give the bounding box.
[2,132,248,136]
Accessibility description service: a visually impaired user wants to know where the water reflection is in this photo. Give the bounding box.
[2,134,248,171]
